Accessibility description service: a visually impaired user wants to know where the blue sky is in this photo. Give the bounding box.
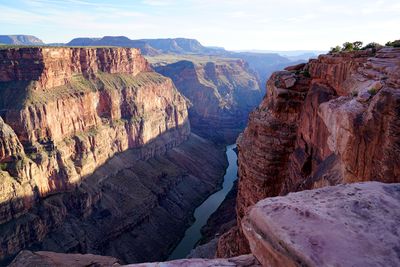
[0,0,399,50]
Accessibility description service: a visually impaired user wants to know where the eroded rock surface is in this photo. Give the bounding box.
[243,182,400,267]
[218,47,400,256]
[9,250,121,267]
[10,251,260,267]
[151,56,263,143]
[0,46,200,263]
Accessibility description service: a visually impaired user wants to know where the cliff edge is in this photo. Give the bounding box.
[218,47,400,256]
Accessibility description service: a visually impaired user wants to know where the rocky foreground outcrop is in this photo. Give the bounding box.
[150,56,263,143]
[243,182,400,267]
[10,182,400,267]
[10,251,260,267]
[218,47,400,256]
[0,47,228,263]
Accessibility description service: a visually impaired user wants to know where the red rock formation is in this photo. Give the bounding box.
[0,47,150,90]
[217,47,400,256]
[9,250,121,267]
[0,47,191,262]
[153,57,262,143]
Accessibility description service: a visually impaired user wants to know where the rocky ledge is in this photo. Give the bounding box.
[218,47,400,256]
[10,182,400,267]
[243,182,400,267]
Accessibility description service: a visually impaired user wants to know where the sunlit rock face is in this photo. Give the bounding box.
[217,47,400,257]
[154,58,263,143]
[0,47,193,262]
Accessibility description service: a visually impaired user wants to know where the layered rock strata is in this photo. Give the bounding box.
[0,46,196,262]
[10,182,400,267]
[150,56,263,143]
[218,47,400,256]
[0,134,227,264]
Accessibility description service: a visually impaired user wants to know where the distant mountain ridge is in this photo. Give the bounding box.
[0,35,44,45]
[66,36,223,56]
[1,34,310,83]
[65,35,303,82]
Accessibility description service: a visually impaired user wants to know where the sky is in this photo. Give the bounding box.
[0,0,399,51]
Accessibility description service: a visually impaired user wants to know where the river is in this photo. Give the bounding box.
[168,144,238,260]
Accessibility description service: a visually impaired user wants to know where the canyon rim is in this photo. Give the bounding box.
[1,1,400,266]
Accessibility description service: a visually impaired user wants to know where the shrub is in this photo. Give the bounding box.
[0,162,8,171]
[342,42,354,51]
[386,40,400,47]
[362,42,383,50]
[368,87,378,95]
[329,45,341,53]
[302,69,311,78]
[353,41,363,50]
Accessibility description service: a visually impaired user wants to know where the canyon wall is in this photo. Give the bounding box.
[217,47,400,256]
[0,46,204,263]
[10,181,400,267]
[151,56,263,143]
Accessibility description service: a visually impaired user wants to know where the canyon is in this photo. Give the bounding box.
[148,55,263,143]
[0,46,231,264]
[0,42,399,267]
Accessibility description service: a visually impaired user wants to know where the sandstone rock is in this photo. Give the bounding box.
[218,48,400,256]
[0,47,192,262]
[152,56,263,143]
[129,254,260,267]
[0,134,228,264]
[0,47,150,90]
[0,117,24,162]
[9,250,121,267]
[242,182,400,267]
[10,251,260,267]
[187,238,219,259]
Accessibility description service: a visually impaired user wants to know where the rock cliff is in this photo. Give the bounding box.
[217,47,400,256]
[10,182,400,267]
[0,46,210,263]
[149,55,263,143]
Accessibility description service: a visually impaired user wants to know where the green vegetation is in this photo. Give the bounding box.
[330,41,363,53]
[368,87,378,95]
[385,40,400,47]
[0,72,167,110]
[330,45,341,53]
[362,42,383,50]
[330,39,399,54]
[0,162,8,171]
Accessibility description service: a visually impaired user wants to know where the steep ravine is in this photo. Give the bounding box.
[0,47,229,264]
[4,47,400,267]
[149,55,263,143]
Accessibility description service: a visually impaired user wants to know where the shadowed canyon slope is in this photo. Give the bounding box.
[217,47,400,257]
[10,182,400,267]
[149,55,263,143]
[0,46,230,264]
